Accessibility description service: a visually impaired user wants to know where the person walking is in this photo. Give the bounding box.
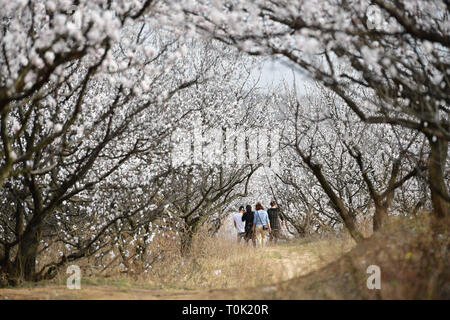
[233,206,246,243]
[252,202,271,248]
[242,205,256,247]
[268,200,284,244]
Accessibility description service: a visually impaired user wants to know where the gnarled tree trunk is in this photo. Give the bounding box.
[12,224,42,282]
[427,136,449,220]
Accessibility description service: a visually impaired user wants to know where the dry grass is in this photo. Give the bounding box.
[8,228,354,295]
[237,213,450,299]
[2,214,447,300]
[140,235,275,290]
[74,231,355,291]
[33,231,283,291]
[265,235,355,281]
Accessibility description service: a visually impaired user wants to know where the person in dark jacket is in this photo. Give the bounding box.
[268,201,284,244]
[242,204,256,247]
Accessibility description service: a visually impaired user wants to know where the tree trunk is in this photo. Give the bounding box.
[340,207,364,242]
[0,244,10,284]
[373,204,388,232]
[427,136,449,220]
[310,164,364,242]
[180,229,194,255]
[12,225,41,281]
[180,217,202,255]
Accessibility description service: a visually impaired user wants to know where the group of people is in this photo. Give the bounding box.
[232,201,285,248]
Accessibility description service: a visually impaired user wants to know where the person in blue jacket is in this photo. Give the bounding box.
[252,202,271,248]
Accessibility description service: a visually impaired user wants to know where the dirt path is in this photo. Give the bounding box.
[0,240,354,300]
[0,285,207,300]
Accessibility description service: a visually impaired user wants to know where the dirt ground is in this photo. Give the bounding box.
[0,240,354,300]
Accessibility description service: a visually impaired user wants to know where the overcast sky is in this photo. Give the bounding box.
[252,57,311,95]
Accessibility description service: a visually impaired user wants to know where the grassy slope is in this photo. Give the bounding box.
[0,216,448,299]
[232,216,450,299]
